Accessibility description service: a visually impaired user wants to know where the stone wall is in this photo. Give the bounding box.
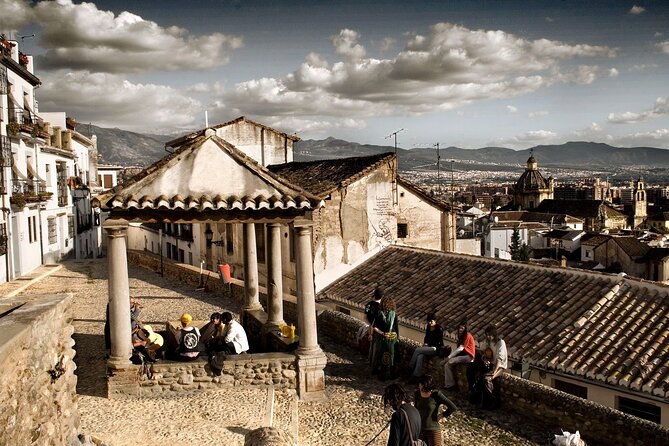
[139,353,296,395]
[316,309,669,446]
[0,294,79,445]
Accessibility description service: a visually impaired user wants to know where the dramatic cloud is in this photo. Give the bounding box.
[186,82,210,93]
[0,0,33,31]
[629,5,646,15]
[217,23,615,119]
[613,129,669,147]
[38,71,202,132]
[506,105,518,113]
[608,68,619,77]
[28,0,242,73]
[608,97,668,124]
[528,111,550,118]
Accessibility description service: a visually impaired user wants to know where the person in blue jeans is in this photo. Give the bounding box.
[408,313,444,382]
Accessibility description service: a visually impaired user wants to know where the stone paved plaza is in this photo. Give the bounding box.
[17,259,549,446]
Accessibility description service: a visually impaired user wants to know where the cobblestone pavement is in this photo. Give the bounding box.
[21,259,549,446]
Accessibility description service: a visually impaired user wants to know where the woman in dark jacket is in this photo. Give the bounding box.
[408,313,444,381]
[383,383,422,446]
[414,374,457,446]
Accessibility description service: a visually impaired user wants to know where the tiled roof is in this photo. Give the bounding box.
[267,153,395,197]
[165,116,300,148]
[318,246,669,397]
[397,177,452,211]
[94,134,323,213]
[493,211,583,225]
[534,200,626,219]
[613,237,650,259]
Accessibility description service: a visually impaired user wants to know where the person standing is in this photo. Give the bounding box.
[414,375,457,446]
[371,295,400,379]
[366,287,384,366]
[444,319,475,390]
[481,324,507,409]
[408,313,444,382]
[383,384,422,446]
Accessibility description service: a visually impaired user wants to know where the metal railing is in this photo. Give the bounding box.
[12,179,47,197]
[0,135,12,167]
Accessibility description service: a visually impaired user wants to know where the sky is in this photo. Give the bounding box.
[1,0,669,150]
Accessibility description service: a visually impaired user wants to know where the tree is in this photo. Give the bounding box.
[509,227,532,261]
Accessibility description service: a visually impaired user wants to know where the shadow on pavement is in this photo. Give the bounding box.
[72,333,107,398]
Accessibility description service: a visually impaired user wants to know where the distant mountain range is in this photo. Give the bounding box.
[83,125,669,172]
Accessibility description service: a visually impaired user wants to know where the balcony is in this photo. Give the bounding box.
[7,110,48,140]
[10,179,51,207]
[0,135,12,167]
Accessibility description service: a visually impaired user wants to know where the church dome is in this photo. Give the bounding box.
[516,154,549,191]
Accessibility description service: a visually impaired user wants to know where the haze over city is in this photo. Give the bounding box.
[1,0,668,150]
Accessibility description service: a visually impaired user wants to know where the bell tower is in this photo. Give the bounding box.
[632,177,647,228]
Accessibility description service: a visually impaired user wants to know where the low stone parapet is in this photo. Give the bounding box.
[139,352,297,395]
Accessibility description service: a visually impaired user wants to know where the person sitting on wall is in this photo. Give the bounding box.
[218,312,249,355]
[175,313,201,361]
[132,324,164,362]
[443,319,476,391]
[408,313,444,383]
[481,324,507,410]
[200,312,224,350]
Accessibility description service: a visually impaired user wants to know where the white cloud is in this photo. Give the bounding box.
[613,129,669,147]
[608,97,668,124]
[217,23,615,119]
[572,122,605,139]
[528,110,550,118]
[267,117,367,136]
[488,130,557,147]
[629,5,646,15]
[608,68,619,77]
[657,41,669,55]
[37,71,202,132]
[378,37,396,53]
[29,0,242,73]
[630,63,657,72]
[0,0,33,31]
[506,105,518,113]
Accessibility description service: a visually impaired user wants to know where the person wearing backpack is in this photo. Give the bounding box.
[383,383,422,446]
[414,375,457,446]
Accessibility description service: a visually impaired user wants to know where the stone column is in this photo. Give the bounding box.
[293,221,327,401]
[266,223,284,328]
[243,222,262,312]
[104,218,132,369]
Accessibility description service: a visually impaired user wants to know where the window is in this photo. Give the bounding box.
[48,218,57,244]
[397,223,408,239]
[68,215,74,239]
[554,379,588,399]
[585,249,592,259]
[336,306,351,315]
[0,223,7,256]
[494,248,500,258]
[103,174,113,188]
[226,223,234,255]
[618,397,661,424]
[28,216,37,243]
[255,224,265,263]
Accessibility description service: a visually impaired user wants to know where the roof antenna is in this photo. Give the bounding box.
[385,128,404,156]
[18,34,35,42]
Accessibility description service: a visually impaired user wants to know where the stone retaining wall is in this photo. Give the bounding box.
[0,294,79,445]
[316,309,669,446]
[139,353,296,395]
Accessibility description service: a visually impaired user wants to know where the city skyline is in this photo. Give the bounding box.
[1,0,668,150]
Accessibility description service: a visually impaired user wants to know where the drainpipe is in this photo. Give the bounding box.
[34,141,44,264]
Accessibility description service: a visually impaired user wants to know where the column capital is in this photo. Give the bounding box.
[292,219,314,229]
[266,222,283,228]
[103,218,129,232]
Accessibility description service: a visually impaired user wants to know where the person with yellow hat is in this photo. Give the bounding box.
[176,313,201,361]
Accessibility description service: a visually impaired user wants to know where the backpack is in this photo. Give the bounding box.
[180,328,200,353]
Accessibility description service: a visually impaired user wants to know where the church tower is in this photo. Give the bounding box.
[513,151,554,210]
[632,177,647,228]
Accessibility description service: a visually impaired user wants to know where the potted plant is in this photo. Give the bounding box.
[10,193,26,208]
[7,122,20,136]
[18,52,29,67]
[30,125,40,138]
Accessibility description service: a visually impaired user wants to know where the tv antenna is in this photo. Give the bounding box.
[385,128,404,155]
[17,34,35,42]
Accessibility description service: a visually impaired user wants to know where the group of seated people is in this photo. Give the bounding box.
[126,299,249,370]
[408,316,508,410]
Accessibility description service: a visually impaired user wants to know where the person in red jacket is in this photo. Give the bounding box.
[443,319,475,390]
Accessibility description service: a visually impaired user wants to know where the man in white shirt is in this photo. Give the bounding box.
[482,324,507,409]
[220,312,249,354]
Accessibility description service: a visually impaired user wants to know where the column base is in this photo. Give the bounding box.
[106,360,139,398]
[296,349,328,402]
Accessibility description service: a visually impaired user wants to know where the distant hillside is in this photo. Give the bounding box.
[295,139,669,168]
[80,124,669,170]
[79,124,175,167]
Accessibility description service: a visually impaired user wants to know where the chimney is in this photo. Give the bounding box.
[52,126,62,148]
[63,130,72,150]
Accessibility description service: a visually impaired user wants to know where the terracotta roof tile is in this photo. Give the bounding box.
[318,245,669,397]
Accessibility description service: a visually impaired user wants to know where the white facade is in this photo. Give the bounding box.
[0,37,99,280]
[484,225,529,259]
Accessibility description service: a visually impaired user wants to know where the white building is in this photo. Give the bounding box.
[1,35,99,279]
